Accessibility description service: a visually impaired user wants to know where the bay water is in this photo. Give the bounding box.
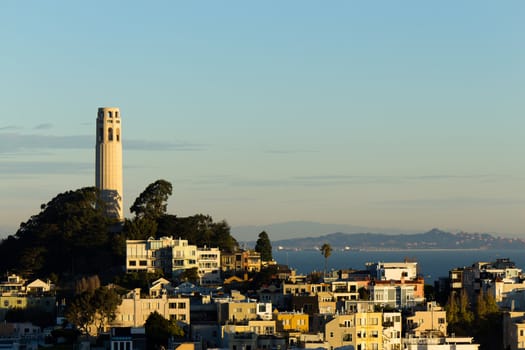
[273,249,525,283]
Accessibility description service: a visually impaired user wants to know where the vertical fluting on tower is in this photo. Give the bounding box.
[96,107,123,220]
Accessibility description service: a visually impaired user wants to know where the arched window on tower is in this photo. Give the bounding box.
[108,127,113,141]
[108,111,113,118]
[116,128,120,142]
[115,111,119,118]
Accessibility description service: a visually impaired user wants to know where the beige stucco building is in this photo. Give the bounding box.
[96,107,123,220]
[405,302,447,338]
[112,289,190,328]
[503,311,525,350]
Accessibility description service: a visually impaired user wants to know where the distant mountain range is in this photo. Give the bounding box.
[236,226,525,250]
[231,221,417,242]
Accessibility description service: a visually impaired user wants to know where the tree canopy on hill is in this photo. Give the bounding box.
[157,214,238,253]
[0,187,115,277]
[0,180,239,279]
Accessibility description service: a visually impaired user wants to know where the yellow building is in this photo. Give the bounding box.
[274,311,309,333]
[222,320,276,335]
[0,295,56,321]
[324,311,384,350]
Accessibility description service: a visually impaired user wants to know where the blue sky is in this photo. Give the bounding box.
[1,1,524,238]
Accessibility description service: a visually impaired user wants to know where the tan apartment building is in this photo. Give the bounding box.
[503,311,525,350]
[405,301,447,337]
[221,250,262,274]
[112,289,190,328]
[324,311,386,350]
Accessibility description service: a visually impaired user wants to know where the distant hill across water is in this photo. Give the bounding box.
[232,224,525,250]
[231,220,416,242]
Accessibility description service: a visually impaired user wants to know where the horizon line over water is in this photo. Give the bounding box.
[273,249,525,282]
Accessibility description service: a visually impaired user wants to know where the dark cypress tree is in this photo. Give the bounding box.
[255,231,272,261]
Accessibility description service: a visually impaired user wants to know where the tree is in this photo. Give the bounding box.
[130,180,173,220]
[0,187,113,277]
[66,292,96,335]
[157,214,239,252]
[92,287,121,335]
[320,243,333,277]
[445,292,459,324]
[458,289,474,324]
[255,231,272,261]
[145,311,184,350]
[66,286,121,336]
[179,268,199,283]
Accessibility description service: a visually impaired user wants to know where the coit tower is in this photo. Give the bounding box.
[96,107,123,220]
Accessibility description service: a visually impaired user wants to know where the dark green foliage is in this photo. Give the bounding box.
[446,290,474,335]
[446,289,503,350]
[358,287,370,300]
[65,286,121,335]
[0,187,113,277]
[424,284,435,301]
[474,290,503,350]
[66,292,95,334]
[255,231,272,261]
[250,265,278,287]
[157,214,238,252]
[320,243,333,276]
[115,271,164,293]
[130,179,172,220]
[144,311,184,350]
[179,267,199,283]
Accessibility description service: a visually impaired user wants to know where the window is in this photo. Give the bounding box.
[139,260,147,266]
[116,129,120,141]
[343,334,352,341]
[330,332,333,338]
[108,111,112,118]
[178,302,186,309]
[108,128,113,141]
[169,303,177,309]
[129,260,136,266]
[438,318,445,324]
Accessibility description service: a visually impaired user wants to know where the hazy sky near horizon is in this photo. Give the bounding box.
[1,1,524,238]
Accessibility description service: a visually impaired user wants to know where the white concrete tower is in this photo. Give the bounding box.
[96,107,123,220]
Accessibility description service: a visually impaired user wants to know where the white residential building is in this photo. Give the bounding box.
[367,261,418,281]
[127,237,221,282]
[197,247,221,285]
[403,336,479,349]
[370,283,420,308]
